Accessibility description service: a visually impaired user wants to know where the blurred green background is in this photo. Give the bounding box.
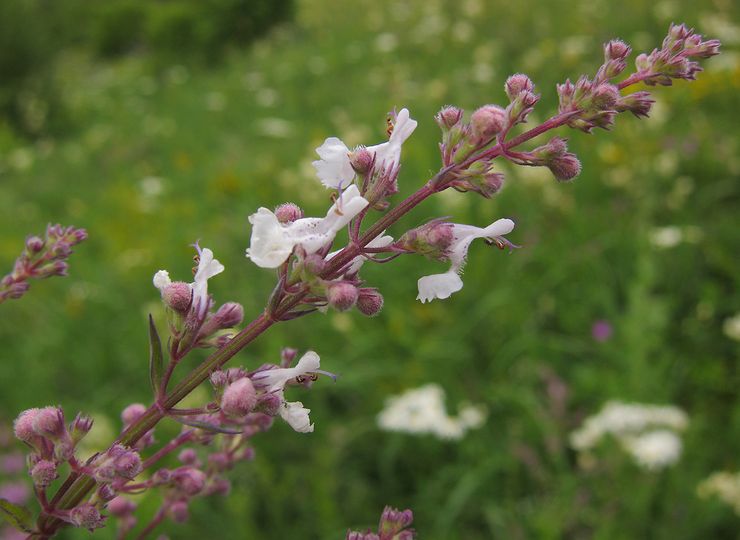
[1,0,738,538]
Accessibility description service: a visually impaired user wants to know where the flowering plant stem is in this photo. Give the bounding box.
[30,110,577,538]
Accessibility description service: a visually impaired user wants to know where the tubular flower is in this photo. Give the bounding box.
[417,218,515,303]
[251,351,322,392]
[365,108,418,172]
[246,185,369,268]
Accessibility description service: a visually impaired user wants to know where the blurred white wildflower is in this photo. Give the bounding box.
[570,401,688,470]
[722,313,740,341]
[377,384,486,440]
[649,225,702,249]
[257,118,293,138]
[698,471,740,514]
[621,430,682,470]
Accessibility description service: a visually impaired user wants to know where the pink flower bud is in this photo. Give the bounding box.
[549,153,582,182]
[108,496,136,517]
[114,449,142,480]
[505,74,534,100]
[161,281,192,313]
[470,105,507,144]
[434,106,464,130]
[13,408,40,442]
[121,404,147,427]
[96,484,116,502]
[31,460,58,487]
[70,413,93,442]
[397,221,455,259]
[256,392,282,416]
[616,91,654,118]
[152,468,171,484]
[274,203,304,223]
[280,347,298,367]
[221,377,257,416]
[168,500,189,523]
[210,370,228,388]
[32,407,66,439]
[356,288,384,317]
[302,253,327,275]
[178,449,199,465]
[605,39,631,61]
[206,477,231,496]
[173,467,207,496]
[70,503,106,531]
[591,83,620,109]
[25,236,44,253]
[349,147,375,174]
[326,281,359,312]
[213,302,244,329]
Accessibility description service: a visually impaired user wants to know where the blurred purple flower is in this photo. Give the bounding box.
[592,320,613,342]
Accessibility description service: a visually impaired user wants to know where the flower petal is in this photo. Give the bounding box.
[417,270,463,303]
[280,400,314,433]
[312,137,355,189]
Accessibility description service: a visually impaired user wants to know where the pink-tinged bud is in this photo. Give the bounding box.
[349,147,375,174]
[616,91,655,118]
[549,153,582,182]
[168,500,189,523]
[32,407,66,440]
[54,439,75,462]
[70,413,93,443]
[172,467,207,495]
[114,450,142,480]
[225,367,247,383]
[206,477,231,496]
[326,281,359,312]
[13,408,40,442]
[505,73,534,100]
[161,281,192,314]
[31,460,58,487]
[25,236,45,253]
[470,105,507,144]
[591,83,620,109]
[302,253,326,275]
[48,261,69,277]
[69,504,106,531]
[379,506,414,536]
[121,404,147,427]
[213,302,244,329]
[256,392,282,416]
[221,377,257,417]
[152,468,171,484]
[397,221,455,260]
[356,288,384,317]
[435,106,464,130]
[96,484,116,502]
[280,347,298,367]
[605,39,631,61]
[274,203,303,223]
[210,370,228,389]
[246,412,274,431]
[208,452,231,471]
[108,496,136,517]
[178,448,199,465]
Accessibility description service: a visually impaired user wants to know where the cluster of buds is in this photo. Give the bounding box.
[346,506,416,540]
[0,224,87,303]
[506,136,582,182]
[635,23,721,86]
[153,244,244,354]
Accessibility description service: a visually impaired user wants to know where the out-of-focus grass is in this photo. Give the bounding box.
[1,0,738,538]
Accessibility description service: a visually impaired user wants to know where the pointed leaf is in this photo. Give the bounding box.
[170,416,242,435]
[148,314,165,396]
[0,498,34,533]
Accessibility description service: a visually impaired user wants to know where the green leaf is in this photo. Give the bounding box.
[148,314,165,396]
[0,498,34,533]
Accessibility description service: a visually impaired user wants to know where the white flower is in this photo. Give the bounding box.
[698,471,740,515]
[723,313,740,342]
[622,429,683,470]
[366,108,418,172]
[246,185,369,268]
[311,108,417,189]
[251,351,321,392]
[279,400,314,433]
[191,246,225,316]
[417,218,515,303]
[152,246,224,317]
[377,383,485,440]
[312,137,355,189]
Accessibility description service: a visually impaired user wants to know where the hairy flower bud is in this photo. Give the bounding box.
[121,404,147,427]
[210,370,228,389]
[70,504,106,531]
[349,147,375,175]
[178,448,199,465]
[357,288,384,317]
[13,408,40,443]
[549,153,582,181]
[616,91,655,118]
[172,467,207,496]
[505,73,534,100]
[397,221,455,260]
[212,302,244,329]
[326,281,359,312]
[280,347,298,367]
[32,407,66,440]
[434,106,464,130]
[160,281,192,314]
[274,203,303,223]
[31,460,58,487]
[108,496,136,517]
[470,105,507,144]
[25,236,45,253]
[605,39,631,61]
[70,413,94,443]
[114,449,142,480]
[97,484,116,502]
[256,392,283,416]
[221,377,257,417]
[168,500,189,523]
[380,506,414,535]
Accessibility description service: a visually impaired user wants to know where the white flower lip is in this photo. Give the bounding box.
[366,107,417,172]
[246,185,369,269]
[312,137,355,189]
[416,218,515,303]
[152,247,223,317]
[252,351,321,392]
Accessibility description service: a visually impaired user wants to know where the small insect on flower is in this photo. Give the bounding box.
[386,114,395,137]
[192,254,200,276]
[295,374,320,384]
